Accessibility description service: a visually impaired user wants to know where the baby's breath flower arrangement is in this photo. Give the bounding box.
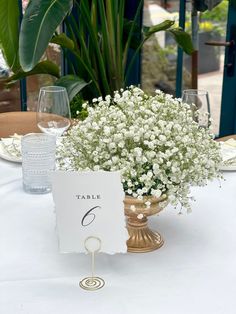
[59,86,221,212]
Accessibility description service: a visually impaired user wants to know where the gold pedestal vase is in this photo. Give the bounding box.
[124,195,167,253]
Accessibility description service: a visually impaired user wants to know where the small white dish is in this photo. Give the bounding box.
[219,139,236,171]
[0,138,22,163]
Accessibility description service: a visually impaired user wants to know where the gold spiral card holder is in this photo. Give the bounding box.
[79,236,105,291]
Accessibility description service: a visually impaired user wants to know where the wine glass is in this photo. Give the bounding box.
[37,86,71,137]
[182,89,211,128]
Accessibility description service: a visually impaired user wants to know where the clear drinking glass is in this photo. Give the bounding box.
[37,86,71,137]
[21,133,56,194]
[182,89,211,128]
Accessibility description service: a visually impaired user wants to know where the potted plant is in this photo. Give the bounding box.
[197,0,227,73]
[184,20,222,74]
[184,0,228,75]
[58,86,222,252]
[0,0,194,115]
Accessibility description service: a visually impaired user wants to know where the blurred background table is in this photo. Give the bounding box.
[0,158,236,314]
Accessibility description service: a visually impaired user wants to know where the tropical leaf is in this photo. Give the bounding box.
[124,20,175,50]
[55,75,91,101]
[168,28,195,54]
[7,60,60,82]
[116,0,125,84]
[97,0,117,88]
[19,0,73,72]
[143,20,175,39]
[50,33,74,50]
[0,0,20,71]
[79,0,110,95]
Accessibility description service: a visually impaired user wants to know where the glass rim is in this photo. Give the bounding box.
[182,89,209,96]
[39,86,67,93]
[22,133,56,143]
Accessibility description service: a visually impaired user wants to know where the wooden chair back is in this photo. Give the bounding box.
[0,111,41,138]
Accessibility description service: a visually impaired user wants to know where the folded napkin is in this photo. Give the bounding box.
[1,134,22,158]
[220,139,236,166]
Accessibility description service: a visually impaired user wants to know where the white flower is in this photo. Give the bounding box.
[145,201,151,208]
[147,171,153,178]
[105,95,111,101]
[159,135,166,141]
[151,189,162,198]
[109,142,116,150]
[104,126,111,136]
[130,205,136,212]
[137,213,144,219]
[58,86,222,212]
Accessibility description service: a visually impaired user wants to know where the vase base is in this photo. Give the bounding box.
[126,218,164,253]
[127,234,164,253]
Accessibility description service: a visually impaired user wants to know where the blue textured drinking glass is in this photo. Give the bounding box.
[21,133,56,194]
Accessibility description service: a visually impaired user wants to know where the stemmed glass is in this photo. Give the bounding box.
[37,86,71,137]
[182,89,211,128]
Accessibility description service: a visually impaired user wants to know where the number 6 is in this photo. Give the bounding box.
[81,206,101,226]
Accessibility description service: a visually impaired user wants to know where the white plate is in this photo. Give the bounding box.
[219,164,236,171]
[219,140,236,171]
[0,141,22,163]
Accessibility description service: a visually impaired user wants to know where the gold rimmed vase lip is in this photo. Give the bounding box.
[124,194,167,204]
[124,194,168,218]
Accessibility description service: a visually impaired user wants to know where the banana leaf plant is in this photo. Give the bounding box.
[0,0,194,103]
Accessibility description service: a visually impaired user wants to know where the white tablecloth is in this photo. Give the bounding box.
[0,158,236,314]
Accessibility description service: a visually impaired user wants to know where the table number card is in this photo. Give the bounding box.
[52,171,128,254]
